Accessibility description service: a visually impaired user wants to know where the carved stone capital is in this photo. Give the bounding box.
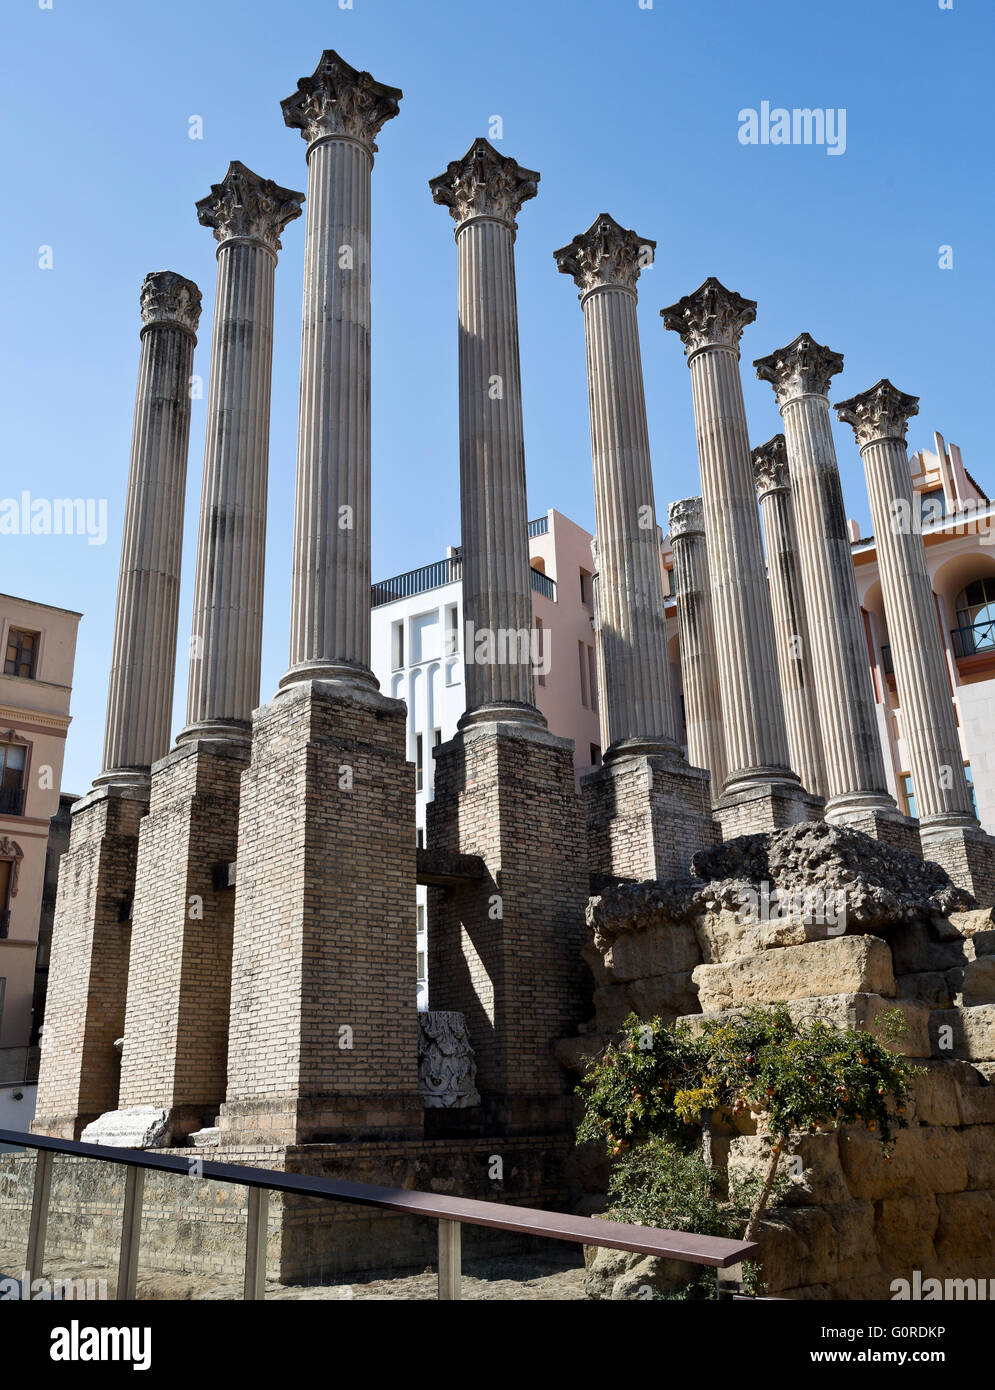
[661,277,756,356]
[196,161,304,253]
[835,379,920,449]
[429,138,539,229]
[139,270,202,335]
[417,1010,481,1109]
[752,434,791,496]
[281,49,402,150]
[553,212,655,296]
[667,496,705,539]
[754,332,844,403]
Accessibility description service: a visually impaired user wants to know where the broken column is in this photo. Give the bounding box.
[752,434,828,801]
[553,214,716,874]
[426,140,588,1134]
[33,271,201,1138]
[114,165,304,1143]
[754,334,918,853]
[667,496,728,802]
[219,52,423,1146]
[836,380,995,901]
[662,279,818,836]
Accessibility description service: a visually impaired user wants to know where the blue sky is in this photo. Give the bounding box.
[1,0,990,793]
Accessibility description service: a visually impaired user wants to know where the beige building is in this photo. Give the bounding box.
[0,595,80,1110]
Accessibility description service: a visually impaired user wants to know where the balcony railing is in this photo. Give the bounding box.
[373,557,556,607]
[0,1127,757,1301]
[951,618,995,660]
[0,786,25,816]
[527,515,549,538]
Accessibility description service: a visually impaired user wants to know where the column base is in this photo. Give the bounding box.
[825,798,922,858]
[582,751,718,883]
[426,720,589,1135]
[115,739,249,1137]
[713,777,823,840]
[921,825,995,906]
[221,680,423,1146]
[31,785,147,1139]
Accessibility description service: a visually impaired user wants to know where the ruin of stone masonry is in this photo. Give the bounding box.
[19,45,995,1291]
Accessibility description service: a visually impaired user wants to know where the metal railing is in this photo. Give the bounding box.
[0,786,25,816]
[951,618,995,659]
[0,1127,757,1302]
[527,516,549,538]
[372,557,556,607]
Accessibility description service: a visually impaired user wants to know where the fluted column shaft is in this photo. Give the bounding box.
[668,501,728,796]
[685,345,792,786]
[184,242,275,734]
[862,437,975,827]
[755,467,828,798]
[579,285,676,751]
[285,136,374,683]
[99,273,200,786]
[781,394,891,807]
[456,215,535,715]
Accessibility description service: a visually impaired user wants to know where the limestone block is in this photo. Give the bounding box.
[934,1190,995,1263]
[728,1131,850,1207]
[583,1244,701,1300]
[625,973,699,1022]
[948,907,995,937]
[889,920,968,975]
[785,993,929,1057]
[692,935,895,1012]
[960,957,995,1006]
[838,1125,967,1201]
[693,906,814,965]
[753,1203,873,1293]
[554,1035,608,1076]
[604,921,700,981]
[81,1107,170,1149]
[874,1194,938,1268]
[930,1004,995,1061]
[896,971,953,1009]
[960,1125,995,1189]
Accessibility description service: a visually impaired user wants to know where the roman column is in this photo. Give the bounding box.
[220,52,424,1150]
[662,279,815,836]
[278,51,400,689]
[668,497,728,801]
[553,213,716,874]
[754,335,917,850]
[425,140,588,1134]
[430,138,542,725]
[836,380,995,899]
[34,271,202,1138]
[115,165,305,1144]
[752,435,828,801]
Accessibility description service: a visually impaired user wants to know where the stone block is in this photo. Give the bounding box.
[934,1190,995,1263]
[960,1125,995,1189]
[80,1106,169,1149]
[838,1125,967,1201]
[874,1195,938,1268]
[603,921,701,981]
[961,957,995,1006]
[930,1004,995,1061]
[728,1131,850,1207]
[785,993,929,1057]
[896,971,953,1008]
[692,935,895,1012]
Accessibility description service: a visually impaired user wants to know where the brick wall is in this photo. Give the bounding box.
[583,753,718,882]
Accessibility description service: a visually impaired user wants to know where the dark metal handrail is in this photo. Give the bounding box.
[372,560,556,607]
[0,1126,758,1301]
[951,618,995,659]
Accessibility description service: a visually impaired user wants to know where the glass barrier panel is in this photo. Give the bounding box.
[457,1226,586,1301]
[133,1162,249,1300]
[0,1139,37,1298]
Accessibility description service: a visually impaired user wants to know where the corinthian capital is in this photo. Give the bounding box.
[553,213,655,296]
[196,162,305,254]
[429,139,539,229]
[140,270,202,336]
[754,332,844,404]
[281,49,402,150]
[661,277,756,356]
[667,496,705,539]
[752,435,790,496]
[834,379,920,449]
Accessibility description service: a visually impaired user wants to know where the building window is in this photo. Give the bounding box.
[536,618,545,687]
[588,645,598,714]
[416,827,425,849]
[0,978,5,1028]
[590,744,602,766]
[445,605,459,656]
[4,628,39,679]
[392,621,405,670]
[0,859,10,938]
[579,568,593,607]
[417,904,426,935]
[919,488,946,527]
[416,951,426,980]
[433,728,442,748]
[578,641,588,708]
[901,774,918,821]
[953,578,995,657]
[0,743,27,816]
[415,734,423,792]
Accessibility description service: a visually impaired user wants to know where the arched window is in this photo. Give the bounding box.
[954,578,995,656]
